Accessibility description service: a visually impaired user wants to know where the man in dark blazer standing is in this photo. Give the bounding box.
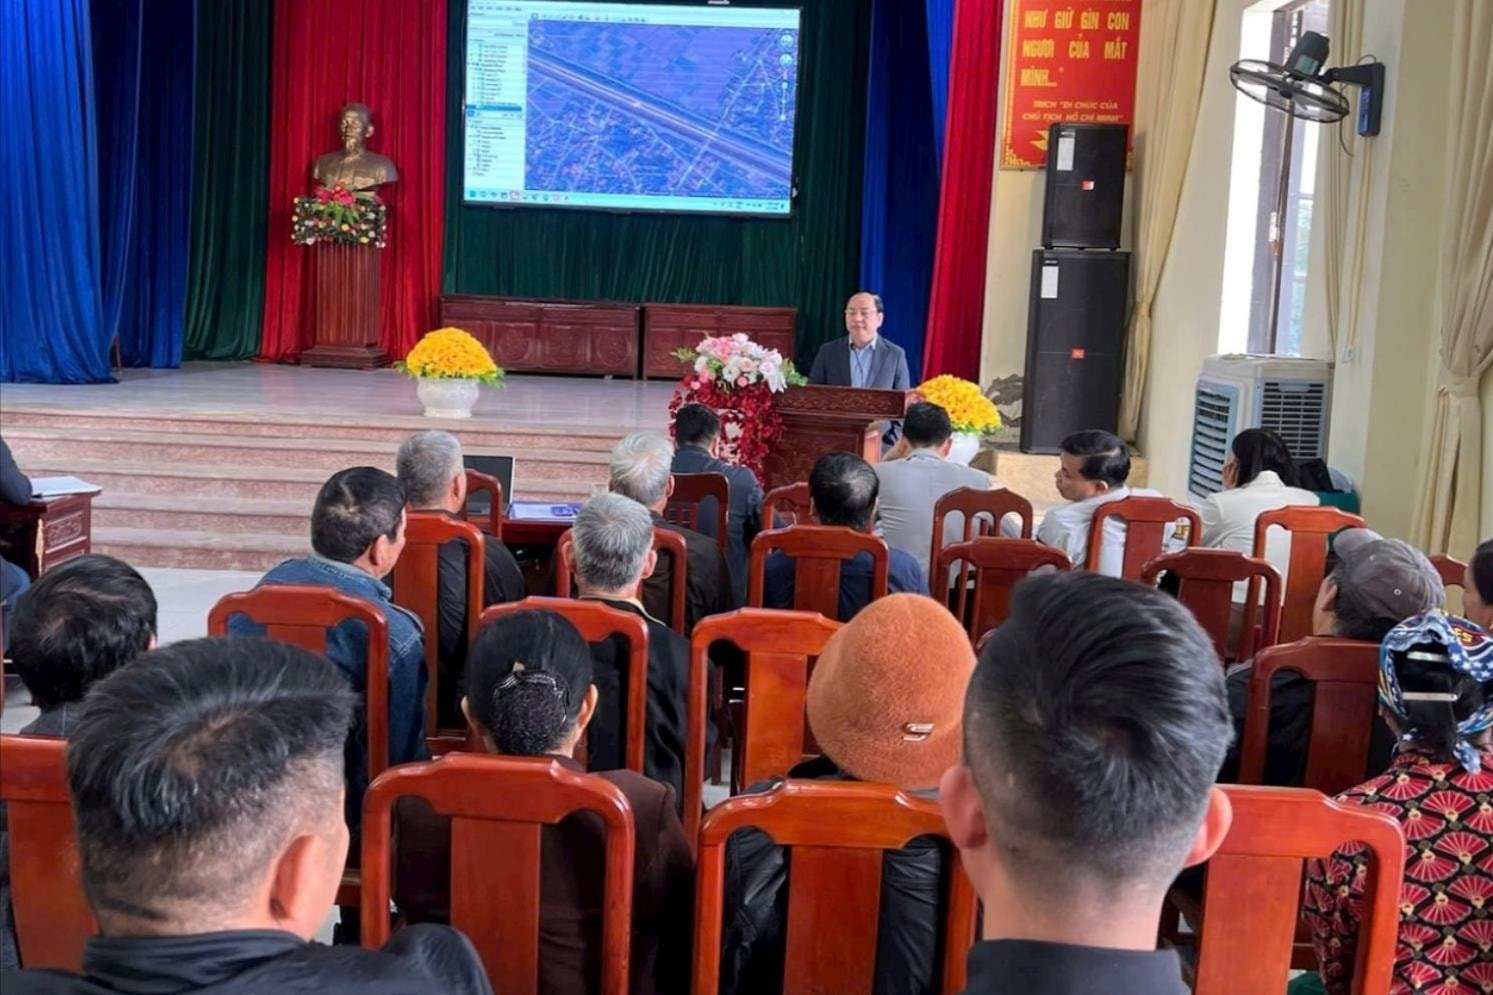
[807,291,912,446]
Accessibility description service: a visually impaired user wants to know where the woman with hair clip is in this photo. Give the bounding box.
[1301,612,1493,994]
[395,609,694,995]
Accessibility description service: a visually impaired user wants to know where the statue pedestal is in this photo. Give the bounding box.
[302,242,387,369]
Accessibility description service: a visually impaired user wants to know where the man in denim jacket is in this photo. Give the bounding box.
[229,467,427,828]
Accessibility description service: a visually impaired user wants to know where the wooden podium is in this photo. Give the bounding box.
[302,243,387,368]
[760,386,913,491]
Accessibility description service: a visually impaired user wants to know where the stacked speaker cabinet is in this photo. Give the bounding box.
[1021,123,1132,454]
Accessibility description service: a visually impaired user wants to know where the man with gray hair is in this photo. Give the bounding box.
[573,492,690,805]
[610,430,734,633]
[396,430,525,724]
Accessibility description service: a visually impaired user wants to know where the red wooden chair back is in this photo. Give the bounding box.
[746,525,889,621]
[555,527,689,634]
[392,512,486,749]
[762,481,812,526]
[929,487,1034,592]
[934,538,1070,640]
[683,608,842,845]
[1430,553,1466,592]
[477,597,649,773]
[1085,495,1202,579]
[207,584,391,779]
[0,735,95,970]
[666,472,730,555]
[463,468,504,539]
[1141,548,1283,662]
[693,780,977,995]
[1251,506,1366,643]
[1195,785,1405,995]
[361,754,635,995]
[1237,638,1381,795]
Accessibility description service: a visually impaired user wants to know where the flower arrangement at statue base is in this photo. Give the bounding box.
[669,334,805,480]
[395,327,503,419]
[917,374,1002,466]
[291,183,388,248]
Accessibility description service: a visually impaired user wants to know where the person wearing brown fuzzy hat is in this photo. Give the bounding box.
[715,593,976,995]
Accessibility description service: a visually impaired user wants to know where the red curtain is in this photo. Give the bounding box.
[260,0,447,362]
[921,0,1003,382]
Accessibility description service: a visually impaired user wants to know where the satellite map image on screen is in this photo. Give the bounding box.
[525,20,799,203]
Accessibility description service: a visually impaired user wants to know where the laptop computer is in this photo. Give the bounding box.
[463,454,515,519]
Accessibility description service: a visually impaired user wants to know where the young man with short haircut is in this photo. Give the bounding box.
[2,638,491,994]
[670,403,768,604]
[940,572,1233,993]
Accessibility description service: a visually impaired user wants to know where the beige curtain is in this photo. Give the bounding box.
[1319,0,1367,353]
[1410,0,1493,555]
[1118,0,1218,440]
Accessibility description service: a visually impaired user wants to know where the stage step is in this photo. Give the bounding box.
[93,526,305,573]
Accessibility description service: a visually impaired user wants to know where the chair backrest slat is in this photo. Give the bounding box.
[555,528,689,634]
[747,525,889,621]
[1086,495,1202,580]
[1251,506,1365,643]
[935,538,1070,640]
[450,817,544,991]
[667,472,730,554]
[783,846,884,991]
[929,487,1034,592]
[463,469,504,540]
[1140,548,1283,662]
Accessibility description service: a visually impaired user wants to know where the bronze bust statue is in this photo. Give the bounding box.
[312,102,398,191]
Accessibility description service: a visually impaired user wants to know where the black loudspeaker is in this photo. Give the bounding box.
[1020,249,1131,454]
[1041,123,1127,249]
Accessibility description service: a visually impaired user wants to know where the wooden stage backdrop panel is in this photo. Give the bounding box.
[439,296,639,377]
[641,304,796,379]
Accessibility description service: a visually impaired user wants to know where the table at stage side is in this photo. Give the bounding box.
[0,493,96,577]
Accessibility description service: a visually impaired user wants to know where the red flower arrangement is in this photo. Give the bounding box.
[291,183,387,248]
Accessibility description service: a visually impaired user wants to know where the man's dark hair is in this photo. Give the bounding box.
[964,572,1230,892]
[902,402,953,449]
[1230,428,1299,487]
[1473,539,1493,607]
[8,554,157,711]
[310,466,406,563]
[1058,430,1131,488]
[809,451,879,531]
[673,403,721,448]
[66,637,355,925]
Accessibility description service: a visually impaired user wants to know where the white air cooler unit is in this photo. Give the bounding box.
[1187,354,1332,498]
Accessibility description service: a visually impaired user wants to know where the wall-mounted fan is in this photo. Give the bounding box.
[1230,30,1385,136]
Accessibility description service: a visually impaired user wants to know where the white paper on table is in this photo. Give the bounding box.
[30,475,102,498]
[507,500,581,522]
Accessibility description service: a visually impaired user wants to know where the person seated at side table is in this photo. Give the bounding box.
[395,609,694,995]
[0,438,33,634]
[762,451,925,621]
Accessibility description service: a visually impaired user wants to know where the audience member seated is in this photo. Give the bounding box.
[396,609,693,995]
[1221,528,1444,784]
[1303,612,1493,995]
[762,452,925,620]
[719,593,974,995]
[1,555,157,969]
[1463,538,1493,631]
[939,572,1232,994]
[0,637,492,994]
[572,493,690,802]
[0,437,33,630]
[1029,430,1185,576]
[873,401,995,583]
[229,467,428,825]
[671,403,769,604]
[396,430,525,723]
[610,431,735,631]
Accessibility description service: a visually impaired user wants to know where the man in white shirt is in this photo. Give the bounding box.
[1031,430,1184,576]
[874,401,995,584]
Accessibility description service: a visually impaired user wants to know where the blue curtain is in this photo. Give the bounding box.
[0,0,112,383]
[92,0,193,369]
[857,0,954,382]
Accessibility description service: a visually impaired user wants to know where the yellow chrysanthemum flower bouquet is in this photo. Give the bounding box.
[396,327,504,419]
[915,374,1001,464]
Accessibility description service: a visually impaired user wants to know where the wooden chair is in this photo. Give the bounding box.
[683,608,841,845]
[1431,553,1466,591]
[1238,638,1381,795]
[361,754,635,995]
[1251,506,1366,643]
[477,597,649,773]
[692,780,977,995]
[0,734,95,970]
[928,487,1034,595]
[391,511,486,753]
[554,527,689,634]
[1085,495,1202,580]
[463,468,504,539]
[1194,784,1405,995]
[1141,548,1283,662]
[934,538,1070,641]
[746,525,889,621]
[762,481,811,526]
[666,472,730,555]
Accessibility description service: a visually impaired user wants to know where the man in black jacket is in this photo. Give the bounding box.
[1,636,491,994]
[0,438,33,626]
[670,403,768,605]
[396,430,526,724]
